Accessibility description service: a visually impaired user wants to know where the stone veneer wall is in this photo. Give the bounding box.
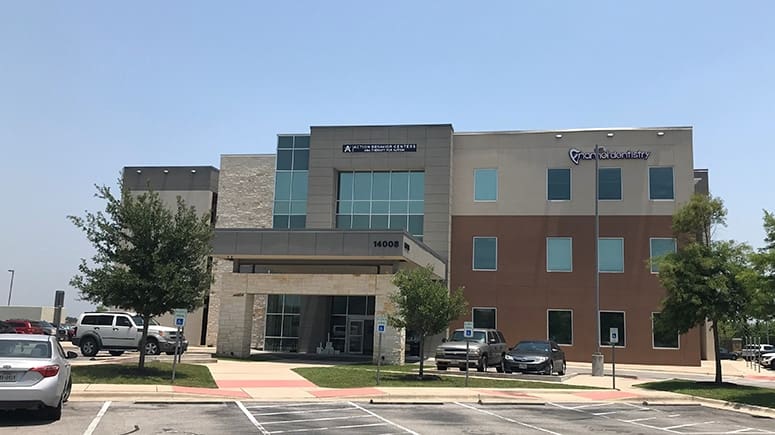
[206,154,275,346]
[217,272,406,363]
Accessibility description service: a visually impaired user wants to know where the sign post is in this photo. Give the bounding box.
[171,309,187,383]
[376,317,386,385]
[609,327,619,390]
[464,321,474,387]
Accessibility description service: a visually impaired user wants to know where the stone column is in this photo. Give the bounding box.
[373,293,405,365]
[215,292,255,358]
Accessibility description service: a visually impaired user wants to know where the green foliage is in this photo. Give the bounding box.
[655,195,752,384]
[388,265,467,378]
[747,210,775,321]
[656,241,751,334]
[69,181,214,367]
[671,194,727,245]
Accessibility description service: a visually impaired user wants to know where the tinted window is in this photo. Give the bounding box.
[115,316,132,327]
[547,237,572,272]
[649,167,674,200]
[473,237,497,270]
[96,315,114,326]
[81,315,99,325]
[598,238,624,272]
[449,330,486,343]
[598,168,622,200]
[547,168,571,200]
[652,313,678,348]
[600,312,625,346]
[0,340,51,358]
[473,308,496,329]
[474,168,498,201]
[548,310,572,345]
[650,238,677,273]
[514,341,550,353]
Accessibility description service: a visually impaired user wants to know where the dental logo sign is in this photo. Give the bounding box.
[568,148,651,165]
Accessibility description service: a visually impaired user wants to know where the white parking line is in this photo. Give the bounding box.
[260,415,370,425]
[83,401,111,435]
[349,402,419,435]
[270,422,388,434]
[455,402,562,435]
[236,401,271,435]
[592,411,621,416]
[253,407,356,416]
[246,402,338,410]
[664,421,715,430]
[548,402,680,434]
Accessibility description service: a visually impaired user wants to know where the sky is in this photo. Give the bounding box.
[1,1,773,316]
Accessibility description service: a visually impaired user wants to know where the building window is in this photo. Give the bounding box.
[598,168,622,200]
[649,167,674,200]
[473,237,497,271]
[546,237,572,272]
[473,308,496,329]
[474,168,498,201]
[598,238,624,273]
[264,294,301,352]
[599,311,625,347]
[336,171,424,239]
[548,310,573,345]
[274,135,310,229]
[650,238,677,273]
[652,312,679,349]
[329,296,376,353]
[547,168,571,201]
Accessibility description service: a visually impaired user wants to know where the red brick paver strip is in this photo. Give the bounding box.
[573,390,640,400]
[216,380,316,388]
[745,375,775,381]
[172,386,251,398]
[310,388,385,398]
[478,390,538,399]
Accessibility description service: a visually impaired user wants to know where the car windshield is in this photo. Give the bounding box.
[449,330,486,343]
[0,340,51,358]
[513,341,551,353]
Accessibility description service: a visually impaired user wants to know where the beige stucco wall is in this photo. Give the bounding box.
[0,307,62,323]
[452,128,693,216]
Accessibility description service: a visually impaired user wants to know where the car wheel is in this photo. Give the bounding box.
[63,378,72,403]
[109,351,124,356]
[731,354,738,360]
[496,359,505,373]
[144,339,161,355]
[436,364,448,371]
[558,360,566,376]
[544,360,554,375]
[477,355,487,372]
[80,337,98,357]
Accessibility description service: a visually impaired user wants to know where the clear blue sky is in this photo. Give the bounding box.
[1,1,773,316]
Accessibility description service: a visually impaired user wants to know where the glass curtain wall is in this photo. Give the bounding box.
[273,135,310,229]
[336,171,424,239]
[265,295,301,351]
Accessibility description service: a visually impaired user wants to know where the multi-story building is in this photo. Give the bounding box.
[126,123,708,365]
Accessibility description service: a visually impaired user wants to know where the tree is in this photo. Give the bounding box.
[655,195,752,384]
[69,181,214,368]
[747,211,775,322]
[388,265,467,379]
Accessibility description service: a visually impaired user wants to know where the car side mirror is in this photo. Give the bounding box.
[441,338,447,343]
[66,351,78,359]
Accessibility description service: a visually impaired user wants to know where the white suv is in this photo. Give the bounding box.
[72,312,188,357]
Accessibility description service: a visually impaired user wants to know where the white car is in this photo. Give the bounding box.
[73,311,188,357]
[0,334,76,420]
[760,351,775,369]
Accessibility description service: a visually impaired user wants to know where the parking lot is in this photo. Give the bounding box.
[0,401,773,434]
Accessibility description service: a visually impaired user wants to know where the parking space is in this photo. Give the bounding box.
[0,401,772,434]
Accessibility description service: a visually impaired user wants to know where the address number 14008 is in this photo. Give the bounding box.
[373,240,399,248]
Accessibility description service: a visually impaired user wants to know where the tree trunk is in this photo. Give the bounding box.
[712,320,722,385]
[419,335,425,380]
[138,314,150,369]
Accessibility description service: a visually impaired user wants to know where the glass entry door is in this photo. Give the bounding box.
[346,319,364,354]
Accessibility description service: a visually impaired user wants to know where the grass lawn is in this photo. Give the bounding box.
[72,362,217,388]
[636,379,775,409]
[293,366,594,389]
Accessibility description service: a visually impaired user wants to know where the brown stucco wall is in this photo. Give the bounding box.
[450,215,701,366]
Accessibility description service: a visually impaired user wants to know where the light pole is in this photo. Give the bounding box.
[591,145,604,376]
[7,269,14,306]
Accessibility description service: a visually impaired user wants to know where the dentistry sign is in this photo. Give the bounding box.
[569,147,651,165]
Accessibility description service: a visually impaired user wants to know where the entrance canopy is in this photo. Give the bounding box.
[212,229,446,278]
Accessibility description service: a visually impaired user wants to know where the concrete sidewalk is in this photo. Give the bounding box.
[68,350,775,418]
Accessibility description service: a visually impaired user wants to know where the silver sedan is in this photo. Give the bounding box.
[0,333,77,420]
